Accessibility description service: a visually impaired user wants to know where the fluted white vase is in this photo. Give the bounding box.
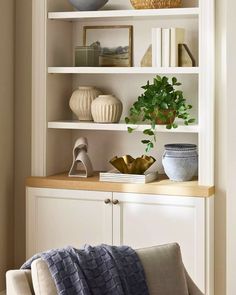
[91,95,123,123]
[69,86,102,121]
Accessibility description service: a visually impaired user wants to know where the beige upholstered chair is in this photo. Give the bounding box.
[6,243,203,295]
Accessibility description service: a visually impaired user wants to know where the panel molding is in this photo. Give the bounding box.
[32,0,47,176]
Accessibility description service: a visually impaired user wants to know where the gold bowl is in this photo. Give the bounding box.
[109,155,156,175]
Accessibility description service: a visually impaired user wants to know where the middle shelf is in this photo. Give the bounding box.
[48,121,199,133]
[48,67,200,75]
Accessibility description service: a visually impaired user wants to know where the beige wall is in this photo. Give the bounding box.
[14,0,32,267]
[0,0,15,291]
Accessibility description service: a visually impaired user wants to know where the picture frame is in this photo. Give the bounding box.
[83,25,133,67]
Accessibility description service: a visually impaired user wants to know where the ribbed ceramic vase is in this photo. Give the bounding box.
[69,86,102,121]
[91,95,123,123]
[162,144,198,182]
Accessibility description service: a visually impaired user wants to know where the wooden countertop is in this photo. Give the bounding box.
[26,173,214,198]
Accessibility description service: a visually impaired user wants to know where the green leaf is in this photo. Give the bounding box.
[141,140,151,144]
[188,118,195,124]
[173,123,178,128]
[125,117,130,124]
[172,77,177,85]
[143,129,155,136]
[127,127,135,133]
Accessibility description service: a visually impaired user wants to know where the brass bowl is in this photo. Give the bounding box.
[110,155,156,175]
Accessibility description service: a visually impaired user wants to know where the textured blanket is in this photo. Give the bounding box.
[21,244,149,295]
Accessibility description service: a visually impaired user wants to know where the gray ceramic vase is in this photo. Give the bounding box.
[162,144,198,182]
[68,0,109,11]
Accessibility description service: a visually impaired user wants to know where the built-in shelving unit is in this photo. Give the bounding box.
[31,1,215,293]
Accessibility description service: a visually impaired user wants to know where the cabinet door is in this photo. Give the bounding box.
[26,187,112,258]
[112,193,205,291]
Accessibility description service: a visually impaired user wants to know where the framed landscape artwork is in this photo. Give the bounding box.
[83,25,133,67]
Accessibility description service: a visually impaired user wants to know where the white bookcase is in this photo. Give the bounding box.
[30,0,215,294]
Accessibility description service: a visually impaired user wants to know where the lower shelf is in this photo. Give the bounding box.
[26,173,214,198]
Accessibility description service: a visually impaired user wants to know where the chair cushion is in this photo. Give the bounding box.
[136,243,189,295]
[30,243,189,295]
[31,258,57,295]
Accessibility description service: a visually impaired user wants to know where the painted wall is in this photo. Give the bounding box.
[0,0,15,291]
[14,0,32,267]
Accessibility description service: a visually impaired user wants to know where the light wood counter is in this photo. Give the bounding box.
[26,173,214,198]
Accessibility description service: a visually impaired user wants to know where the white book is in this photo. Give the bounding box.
[100,170,159,184]
[162,28,171,67]
[170,28,185,67]
[152,28,162,67]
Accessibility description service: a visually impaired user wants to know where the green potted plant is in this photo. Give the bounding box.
[125,75,195,153]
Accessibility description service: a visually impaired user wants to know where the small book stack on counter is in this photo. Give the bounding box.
[152,27,196,67]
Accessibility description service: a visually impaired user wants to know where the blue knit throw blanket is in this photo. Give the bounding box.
[21,244,150,295]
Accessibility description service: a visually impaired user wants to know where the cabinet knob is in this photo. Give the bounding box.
[104,199,111,204]
[113,199,119,205]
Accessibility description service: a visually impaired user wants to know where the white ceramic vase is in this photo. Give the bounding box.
[69,86,102,121]
[91,95,123,123]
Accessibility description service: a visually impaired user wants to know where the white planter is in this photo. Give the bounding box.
[69,86,102,121]
[91,95,123,123]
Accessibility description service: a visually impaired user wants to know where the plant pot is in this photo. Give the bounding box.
[91,95,123,123]
[69,86,102,121]
[155,109,176,125]
[162,144,198,181]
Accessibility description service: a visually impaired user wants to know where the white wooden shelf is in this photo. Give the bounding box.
[48,121,199,133]
[48,67,199,75]
[48,8,199,21]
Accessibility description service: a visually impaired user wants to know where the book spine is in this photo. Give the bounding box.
[152,28,162,67]
[162,28,171,67]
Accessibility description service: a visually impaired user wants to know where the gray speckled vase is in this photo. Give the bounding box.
[68,0,109,11]
[162,144,198,182]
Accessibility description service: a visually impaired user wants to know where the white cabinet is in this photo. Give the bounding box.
[26,187,206,291]
[26,187,113,257]
[112,192,205,290]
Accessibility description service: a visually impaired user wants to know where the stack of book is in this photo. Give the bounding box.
[152,27,195,67]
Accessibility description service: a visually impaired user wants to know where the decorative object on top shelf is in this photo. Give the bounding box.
[125,75,195,153]
[68,0,109,11]
[130,0,182,9]
[152,27,192,67]
[69,86,102,121]
[178,44,196,67]
[83,26,133,67]
[75,46,100,67]
[141,45,152,67]
[91,95,123,123]
[162,144,198,181]
[69,137,94,177]
[110,155,156,175]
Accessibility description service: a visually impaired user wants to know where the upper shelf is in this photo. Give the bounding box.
[48,8,199,21]
[48,67,199,75]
